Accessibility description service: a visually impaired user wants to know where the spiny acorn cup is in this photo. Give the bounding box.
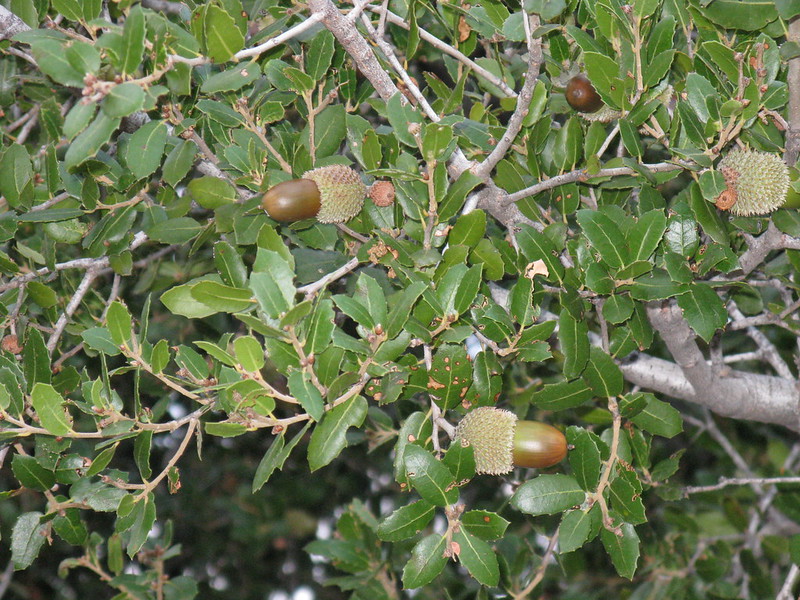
[261,164,367,223]
[715,149,789,216]
[454,407,567,475]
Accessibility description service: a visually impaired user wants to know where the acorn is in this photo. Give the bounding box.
[565,74,603,113]
[262,165,366,223]
[715,149,789,216]
[454,407,567,475]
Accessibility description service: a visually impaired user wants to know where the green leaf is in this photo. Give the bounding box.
[665,213,698,258]
[677,283,727,342]
[31,383,72,436]
[601,521,640,579]
[102,83,145,118]
[124,120,167,180]
[106,301,132,346]
[442,439,475,482]
[386,281,427,339]
[288,370,324,422]
[191,281,253,313]
[698,0,778,31]
[161,278,221,319]
[120,5,146,74]
[461,510,509,540]
[577,210,630,269]
[630,394,683,438]
[307,30,335,81]
[0,144,33,208]
[252,422,312,492]
[200,61,260,93]
[454,529,499,587]
[234,335,264,372]
[333,294,374,331]
[305,299,335,355]
[428,344,472,410]
[602,294,634,324]
[26,281,58,308]
[629,269,688,301]
[134,431,153,480]
[403,444,459,506]
[583,347,623,397]
[402,534,448,589]
[162,140,198,188]
[310,105,347,159]
[81,327,121,356]
[511,474,586,516]
[53,509,88,546]
[127,494,157,557]
[377,500,436,542]
[559,311,589,378]
[629,210,667,261]
[11,512,47,570]
[567,427,602,491]
[186,176,236,209]
[64,112,121,171]
[249,251,296,318]
[531,380,594,411]
[12,454,55,491]
[204,422,248,437]
[204,4,244,62]
[609,475,646,525]
[422,123,454,162]
[517,225,564,283]
[214,241,247,288]
[449,209,486,247]
[559,507,599,554]
[308,396,368,471]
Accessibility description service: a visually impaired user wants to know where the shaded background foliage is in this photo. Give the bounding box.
[2,0,800,599]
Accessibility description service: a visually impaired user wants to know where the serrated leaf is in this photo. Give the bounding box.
[64,112,121,171]
[559,507,599,554]
[630,394,683,438]
[204,4,244,62]
[677,283,727,342]
[402,534,448,589]
[461,510,509,540]
[377,500,436,542]
[582,346,623,397]
[200,61,260,93]
[133,431,153,480]
[577,210,630,269]
[308,396,368,471]
[601,521,640,579]
[106,301,132,346]
[629,210,667,261]
[288,370,324,422]
[31,383,72,436]
[252,422,312,492]
[403,444,459,506]
[304,299,335,355]
[531,380,594,411]
[442,439,475,482]
[567,427,602,491]
[559,311,589,378]
[517,225,564,283]
[249,251,296,318]
[454,529,499,587]
[124,120,167,180]
[12,454,55,491]
[511,474,586,516]
[609,475,647,525]
[449,209,486,247]
[386,281,427,339]
[11,512,47,570]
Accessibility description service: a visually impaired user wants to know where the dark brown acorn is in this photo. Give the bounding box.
[261,178,321,222]
[565,74,603,113]
[454,407,567,475]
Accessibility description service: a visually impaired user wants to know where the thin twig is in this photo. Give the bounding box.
[683,476,800,496]
[297,257,360,298]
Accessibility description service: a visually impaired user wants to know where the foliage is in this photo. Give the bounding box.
[2,0,800,599]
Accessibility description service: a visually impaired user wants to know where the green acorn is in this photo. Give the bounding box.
[715,149,789,216]
[262,164,366,224]
[454,407,567,475]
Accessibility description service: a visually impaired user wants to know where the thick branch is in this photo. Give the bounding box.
[737,221,800,276]
[785,17,800,166]
[0,6,30,41]
[620,302,800,431]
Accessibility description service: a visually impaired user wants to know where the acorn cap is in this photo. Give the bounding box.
[302,165,366,223]
[716,149,789,216]
[455,407,517,475]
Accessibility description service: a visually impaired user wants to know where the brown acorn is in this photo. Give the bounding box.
[261,165,366,223]
[565,74,603,113]
[454,407,567,475]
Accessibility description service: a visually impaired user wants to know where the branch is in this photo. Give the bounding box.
[619,302,800,431]
[785,16,800,166]
[473,14,542,179]
[737,221,800,276]
[683,476,800,496]
[0,6,30,41]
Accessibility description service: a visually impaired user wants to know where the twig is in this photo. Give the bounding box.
[297,257,360,298]
[509,530,559,600]
[47,269,98,353]
[365,6,516,99]
[135,419,198,500]
[727,302,794,380]
[777,564,800,600]
[473,13,541,179]
[683,476,800,496]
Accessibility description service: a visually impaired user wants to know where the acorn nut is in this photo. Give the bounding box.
[261,165,366,224]
[565,74,603,113]
[715,149,789,216]
[454,407,567,475]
